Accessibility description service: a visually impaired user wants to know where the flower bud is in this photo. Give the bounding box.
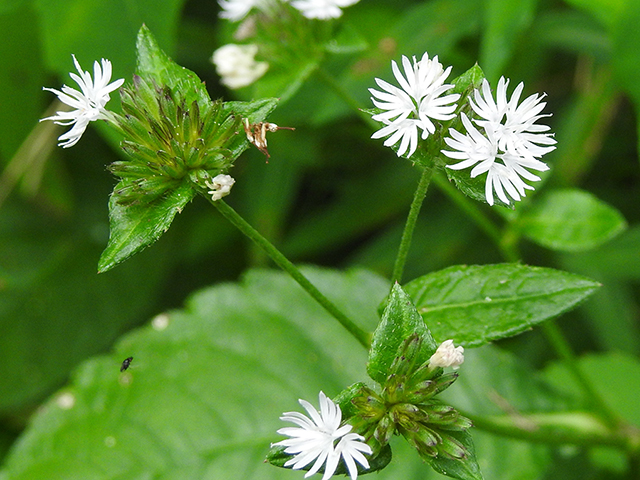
[428,340,464,369]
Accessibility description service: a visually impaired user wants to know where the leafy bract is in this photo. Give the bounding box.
[517,188,627,252]
[98,181,194,272]
[367,283,438,385]
[403,264,600,347]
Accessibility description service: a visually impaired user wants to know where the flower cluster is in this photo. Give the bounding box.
[350,337,472,461]
[218,0,359,21]
[369,53,460,158]
[211,44,269,89]
[442,77,556,205]
[273,391,372,480]
[41,55,124,148]
[108,76,241,204]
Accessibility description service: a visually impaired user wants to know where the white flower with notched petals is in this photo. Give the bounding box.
[41,55,124,148]
[370,53,459,158]
[428,339,464,370]
[471,77,556,160]
[291,0,359,19]
[443,77,554,206]
[212,44,269,89]
[274,391,372,480]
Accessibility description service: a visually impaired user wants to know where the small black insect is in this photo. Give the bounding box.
[120,356,133,372]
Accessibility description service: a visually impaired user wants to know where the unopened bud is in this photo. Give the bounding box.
[428,340,464,369]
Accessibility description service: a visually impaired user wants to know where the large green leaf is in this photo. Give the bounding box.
[403,264,601,347]
[517,189,627,252]
[0,267,565,479]
[0,267,386,479]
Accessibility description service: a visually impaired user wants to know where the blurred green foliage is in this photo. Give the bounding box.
[0,0,638,478]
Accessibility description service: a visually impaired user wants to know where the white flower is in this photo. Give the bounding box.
[370,53,460,158]
[218,0,263,21]
[428,340,464,369]
[443,77,555,205]
[211,44,269,89]
[274,391,372,480]
[205,174,235,201]
[291,0,359,19]
[41,55,124,148]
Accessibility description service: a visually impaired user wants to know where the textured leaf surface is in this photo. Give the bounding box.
[403,264,600,347]
[98,182,195,272]
[0,267,386,480]
[518,189,627,252]
[367,283,438,385]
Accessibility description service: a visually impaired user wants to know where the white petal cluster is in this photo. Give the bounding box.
[205,174,236,201]
[442,77,556,206]
[369,53,460,158]
[274,391,372,480]
[41,55,124,148]
[291,0,359,19]
[211,44,269,89]
[428,340,464,370]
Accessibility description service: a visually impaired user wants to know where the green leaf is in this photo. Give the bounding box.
[98,181,195,272]
[403,264,601,347]
[423,430,483,480]
[0,267,390,479]
[517,188,627,252]
[367,283,438,385]
[135,24,212,107]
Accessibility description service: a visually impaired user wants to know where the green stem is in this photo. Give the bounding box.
[211,198,371,350]
[391,165,433,284]
[468,411,625,448]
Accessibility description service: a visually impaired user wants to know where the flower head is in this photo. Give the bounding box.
[442,77,555,205]
[212,44,269,89]
[428,340,464,370]
[205,174,235,201]
[370,53,460,158]
[291,0,360,19]
[274,391,372,480]
[41,55,124,147]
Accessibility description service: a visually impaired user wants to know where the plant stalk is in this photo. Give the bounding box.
[391,164,434,284]
[212,198,371,349]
